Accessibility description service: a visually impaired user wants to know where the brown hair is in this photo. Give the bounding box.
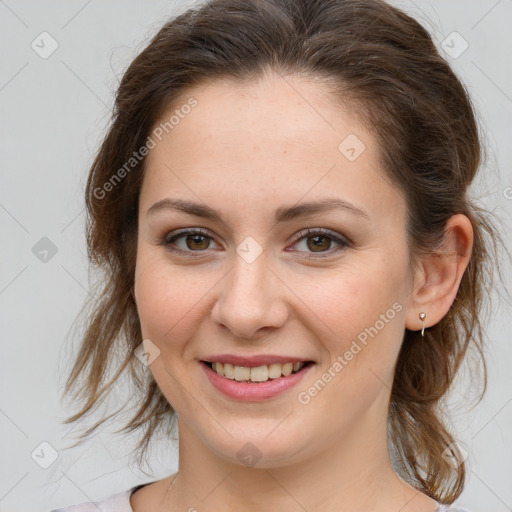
[60,0,501,503]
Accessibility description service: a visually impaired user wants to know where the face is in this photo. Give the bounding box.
[134,70,414,468]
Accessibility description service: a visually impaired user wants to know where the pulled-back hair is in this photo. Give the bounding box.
[61,0,500,503]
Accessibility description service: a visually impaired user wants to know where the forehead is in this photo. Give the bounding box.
[140,71,405,226]
[149,72,365,164]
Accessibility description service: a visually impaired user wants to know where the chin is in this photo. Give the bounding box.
[201,420,318,469]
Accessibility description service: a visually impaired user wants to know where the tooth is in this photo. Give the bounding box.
[223,363,235,379]
[281,362,293,377]
[213,362,224,376]
[268,363,282,379]
[234,366,251,381]
[213,361,305,380]
[250,365,269,382]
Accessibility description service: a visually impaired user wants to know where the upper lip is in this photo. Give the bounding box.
[201,354,314,366]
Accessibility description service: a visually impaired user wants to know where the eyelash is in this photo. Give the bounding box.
[160,227,351,260]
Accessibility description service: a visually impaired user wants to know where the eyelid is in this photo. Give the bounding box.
[286,227,351,259]
[162,228,219,248]
[290,227,352,246]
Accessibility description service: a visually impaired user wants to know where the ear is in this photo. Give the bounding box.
[405,214,474,332]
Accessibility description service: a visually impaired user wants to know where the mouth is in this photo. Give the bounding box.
[200,359,315,401]
[201,360,314,383]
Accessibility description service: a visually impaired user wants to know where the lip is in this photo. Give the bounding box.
[201,354,314,366]
[201,360,315,401]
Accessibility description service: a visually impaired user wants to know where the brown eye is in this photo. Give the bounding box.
[289,228,350,259]
[306,234,332,252]
[185,233,210,250]
[162,229,219,254]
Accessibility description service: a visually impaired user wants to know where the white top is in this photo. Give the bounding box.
[49,483,473,512]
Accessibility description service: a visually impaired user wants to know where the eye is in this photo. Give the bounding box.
[161,228,219,255]
[288,228,350,259]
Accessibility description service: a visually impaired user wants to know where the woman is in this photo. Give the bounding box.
[51,0,498,510]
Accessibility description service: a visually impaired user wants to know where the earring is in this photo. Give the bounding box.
[418,312,426,337]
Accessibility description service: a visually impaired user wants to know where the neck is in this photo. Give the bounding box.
[155,409,437,512]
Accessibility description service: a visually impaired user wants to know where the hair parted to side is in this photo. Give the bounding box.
[60,0,501,504]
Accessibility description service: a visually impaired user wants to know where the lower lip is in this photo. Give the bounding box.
[201,362,314,401]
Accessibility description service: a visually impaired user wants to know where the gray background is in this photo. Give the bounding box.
[0,1,511,511]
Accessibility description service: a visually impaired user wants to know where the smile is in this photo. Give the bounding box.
[206,361,306,382]
[200,360,315,401]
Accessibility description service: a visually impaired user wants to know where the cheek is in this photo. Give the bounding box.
[294,267,407,422]
[134,254,197,343]
[298,258,407,371]
[134,250,225,356]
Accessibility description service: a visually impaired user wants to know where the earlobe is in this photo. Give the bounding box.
[405,214,474,333]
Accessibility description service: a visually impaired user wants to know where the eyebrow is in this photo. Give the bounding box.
[146,197,370,223]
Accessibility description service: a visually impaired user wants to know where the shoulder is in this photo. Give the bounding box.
[47,485,142,512]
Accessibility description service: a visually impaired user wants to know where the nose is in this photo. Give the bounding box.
[211,252,288,340]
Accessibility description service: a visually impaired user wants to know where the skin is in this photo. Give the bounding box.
[131,69,473,512]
